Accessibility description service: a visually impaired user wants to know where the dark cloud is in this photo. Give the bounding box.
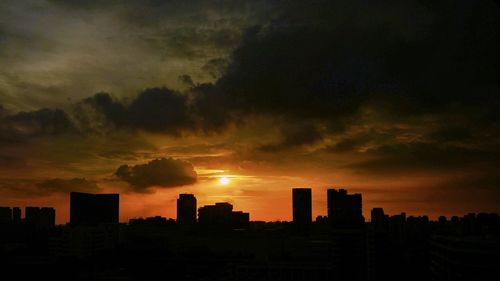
[0,155,25,168]
[260,123,324,152]
[328,137,370,154]
[1,0,274,111]
[189,83,238,132]
[178,75,195,87]
[71,85,238,135]
[0,108,76,143]
[76,88,193,135]
[5,0,498,141]
[115,158,197,191]
[427,127,473,142]
[0,1,499,194]
[188,0,500,134]
[325,128,397,153]
[128,88,192,133]
[201,58,230,79]
[37,178,101,194]
[347,142,500,175]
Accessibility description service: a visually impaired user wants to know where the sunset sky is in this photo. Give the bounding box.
[1,0,499,224]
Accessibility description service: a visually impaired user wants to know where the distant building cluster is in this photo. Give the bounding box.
[198,202,250,228]
[1,189,499,281]
[0,206,55,229]
[292,187,364,227]
[176,193,250,228]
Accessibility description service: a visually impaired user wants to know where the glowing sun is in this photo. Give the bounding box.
[219,177,230,185]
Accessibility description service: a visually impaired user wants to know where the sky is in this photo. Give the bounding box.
[1,0,499,224]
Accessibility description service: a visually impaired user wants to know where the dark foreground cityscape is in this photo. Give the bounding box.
[1,188,499,281]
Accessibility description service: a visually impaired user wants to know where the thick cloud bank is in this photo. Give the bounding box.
[115,158,197,191]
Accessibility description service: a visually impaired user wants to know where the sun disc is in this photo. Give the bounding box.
[219,177,230,185]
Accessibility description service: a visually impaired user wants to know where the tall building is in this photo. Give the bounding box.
[12,207,21,222]
[177,194,197,224]
[40,207,56,227]
[327,188,364,227]
[327,190,366,279]
[371,207,388,231]
[198,202,249,228]
[25,206,40,223]
[430,235,500,281]
[292,188,312,225]
[0,207,12,223]
[70,192,119,226]
[25,206,56,228]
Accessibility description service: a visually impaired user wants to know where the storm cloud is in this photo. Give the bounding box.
[75,88,193,134]
[0,108,75,143]
[115,158,197,192]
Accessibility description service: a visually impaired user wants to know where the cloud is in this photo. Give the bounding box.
[0,0,499,205]
[115,158,197,191]
[186,0,500,135]
[3,0,499,142]
[127,88,193,133]
[0,0,272,111]
[74,88,193,135]
[259,123,324,152]
[0,108,76,143]
[346,142,500,175]
[37,178,101,194]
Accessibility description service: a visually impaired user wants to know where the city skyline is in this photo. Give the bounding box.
[1,1,500,225]
[1,187,497,225]
[1,1,499,280]
[1,188,499,280]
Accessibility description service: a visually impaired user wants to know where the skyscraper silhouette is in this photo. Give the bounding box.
[12,207,21,222]
[25,206,39,223]
[25,206,55,228]
[0,207,12,223]
[292,188,312,225]
[371,207,388,231]
[198,202,249,228]
[177,193,197,224]
[70,192,119,225]
[327,188,364,227]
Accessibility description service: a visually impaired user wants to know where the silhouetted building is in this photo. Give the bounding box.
[371,207,388,231]
[331,228,367,281]
[70,192,119,226]
[371,208,384,223]
[12,207,21,222]
[0,207,12,223]
[430,235,500,281]
[198,202,233,225]
[40,207,56,227]
[327,188,364,227]
[292,188,312,225]
[25,206,39,223]
[198,202,249,228]
[231,211,250,228]
[177,193,197,224]
[231,262,333,281]
[49,224,120,258]
[389,212,407,242]
[25,206,55,229]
